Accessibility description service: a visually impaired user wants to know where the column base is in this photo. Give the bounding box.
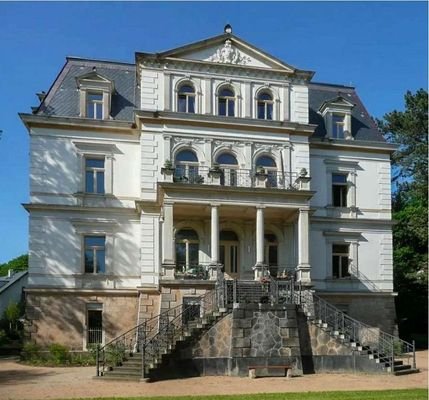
[252,263,268,280]
[296,264,312,286]
[161,263,176,280]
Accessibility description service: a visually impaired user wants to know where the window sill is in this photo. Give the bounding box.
[74,192,114,198]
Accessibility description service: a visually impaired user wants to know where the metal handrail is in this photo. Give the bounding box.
[296,289,416,372]
[96,288,222,378]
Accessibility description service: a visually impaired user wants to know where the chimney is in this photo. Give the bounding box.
[7,269,14,278]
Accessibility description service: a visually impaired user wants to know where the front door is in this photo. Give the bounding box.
[219,241,239,278]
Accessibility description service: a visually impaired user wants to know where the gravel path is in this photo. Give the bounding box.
[0,351,426,400]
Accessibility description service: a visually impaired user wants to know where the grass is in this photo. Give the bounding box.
[60,389,428,400]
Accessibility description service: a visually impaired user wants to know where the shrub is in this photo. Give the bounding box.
[22,342,42,361]
[48,343,70,364]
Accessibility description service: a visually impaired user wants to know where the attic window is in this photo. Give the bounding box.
[332,114,345,139]
[87,92,104,119]
[76,71,114,120]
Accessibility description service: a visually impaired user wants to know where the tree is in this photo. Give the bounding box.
[4,302,21,332]
[0,254,28,276]
[378,89,428,345]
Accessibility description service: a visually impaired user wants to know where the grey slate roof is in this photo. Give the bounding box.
[35,57,384,142]
[37,58,137,122]
[309,82,385,142]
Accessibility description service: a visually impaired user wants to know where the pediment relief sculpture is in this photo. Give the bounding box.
[208,40,251,65]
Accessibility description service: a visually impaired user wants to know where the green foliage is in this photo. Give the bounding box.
[378,89,428,345]
[0,329,8,346]
[61,389,428,400]
[0,254,28,276]
[48,343,71,364]
[4,301,21,331]
[22,342,42,361]
[106,342,126,367]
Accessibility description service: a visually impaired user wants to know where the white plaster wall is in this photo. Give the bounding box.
[290,84,309,124]
[309,148,392,217]
[140,69,161,111]
[29,128,140,205]
[140,209,160,286]
[28,211,141,289]
[310,222,393,292]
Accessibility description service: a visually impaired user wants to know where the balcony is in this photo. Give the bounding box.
[161,166,309,190]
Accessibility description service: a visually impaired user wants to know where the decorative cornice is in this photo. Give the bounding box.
[309,137,398,154]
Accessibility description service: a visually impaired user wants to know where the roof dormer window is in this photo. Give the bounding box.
[76,70,114,120]
[319,96,354,140]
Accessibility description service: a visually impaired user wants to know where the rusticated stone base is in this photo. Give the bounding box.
[24,289,139,350]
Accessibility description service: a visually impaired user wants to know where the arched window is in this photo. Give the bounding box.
[257,91,273,120]
[174,149,199,183]
[216,153,238,186]
[256,155,277,188]
[175,229,199,272]
[177,84,195,113]
[218,87,235,117]
[265,233,278,276]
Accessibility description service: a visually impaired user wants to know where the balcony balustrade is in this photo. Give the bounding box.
[162,166,300,190]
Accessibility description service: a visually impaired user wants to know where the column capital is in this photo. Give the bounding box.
[163,200,174,206]
[256,204,266,210]
[210,202,221,207]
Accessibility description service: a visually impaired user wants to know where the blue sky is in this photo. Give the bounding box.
[0,1,427,263]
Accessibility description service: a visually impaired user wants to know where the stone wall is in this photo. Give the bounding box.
[318,294,397,334]
[25,290,138,350]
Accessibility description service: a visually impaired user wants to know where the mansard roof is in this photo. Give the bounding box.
[35,57,138,121]
[309,82,384,142]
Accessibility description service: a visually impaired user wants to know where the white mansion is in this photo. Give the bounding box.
[21,27,397,350]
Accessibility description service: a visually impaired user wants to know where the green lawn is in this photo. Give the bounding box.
[62,389,427,400]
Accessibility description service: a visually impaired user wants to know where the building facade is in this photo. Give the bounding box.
[21,27,397,350]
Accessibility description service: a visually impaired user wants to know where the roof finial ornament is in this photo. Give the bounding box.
[224,24,232,34]
[92,66,97,72]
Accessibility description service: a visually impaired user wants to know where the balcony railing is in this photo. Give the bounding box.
[163,166,299,190]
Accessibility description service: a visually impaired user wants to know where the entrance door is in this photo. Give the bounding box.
[219,242,239,278]
[219,230,240,278]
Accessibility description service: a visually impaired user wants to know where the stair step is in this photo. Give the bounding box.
[394,364,413,372]
[104,369,142,376]
[394,368,420,376]
[98,374,140,381]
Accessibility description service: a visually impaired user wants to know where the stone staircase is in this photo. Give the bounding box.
[300,291,419,376]
[101,307,229,381]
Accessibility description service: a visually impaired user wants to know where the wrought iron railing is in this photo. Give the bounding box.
[96,288,221,378]
[296,289,416,372]
[174,262,211,280]
[88,328,103,346]
[222,278,294,306]
[168,166,298,190]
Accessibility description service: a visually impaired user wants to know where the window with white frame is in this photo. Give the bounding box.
[174,149,199,183]
[175,229,199,272]
[332,173,348,207]
[177,84,195,113]
[218,87,235,117]
[332,114,345,139]
[84,236,106,274]
[216,152,238,186]
[257,91,273,120]
[86,92,104,119]
[85,158,105,194]
[256,155,277,188]
[332,244,350,279]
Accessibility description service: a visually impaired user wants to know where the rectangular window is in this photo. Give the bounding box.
[87,308,103,345]
[84,236,106,274]
[86,92,103,119]
[85,158,105,194]
[332,173,348,207]
[332,115,345,139]
[332,244,350,279]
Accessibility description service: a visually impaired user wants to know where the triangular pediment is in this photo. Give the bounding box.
[138,33,313,78]
[319,96,355,113]
[76,70,112,83]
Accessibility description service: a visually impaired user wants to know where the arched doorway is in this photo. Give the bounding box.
[219,230,239,278]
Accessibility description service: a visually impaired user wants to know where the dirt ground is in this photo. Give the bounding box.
[0,351,427,400]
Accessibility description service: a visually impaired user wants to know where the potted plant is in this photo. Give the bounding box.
[255,165,267,176]
[161,160,175,175]
[209,162,222,174]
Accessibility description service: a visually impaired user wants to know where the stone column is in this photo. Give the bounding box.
[162,202,175,279]
[253,205,266,279]
[297,207,311,285]
[209,204,220,280]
